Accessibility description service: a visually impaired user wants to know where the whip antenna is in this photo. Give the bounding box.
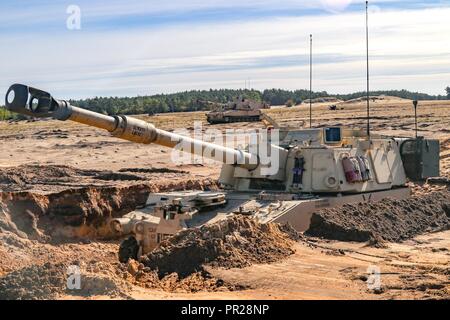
[309,34,313,128]
[366,1,371,138]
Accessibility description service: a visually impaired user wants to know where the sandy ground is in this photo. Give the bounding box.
[0,98,449,300]
[129,231,450,300]
[1,98,449,177]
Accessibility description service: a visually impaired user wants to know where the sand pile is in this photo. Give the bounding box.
[142,216,300,278]
[0,165,218,242]
[0,186,150,241]
[118,216,299,292]
[303,97,342,104]
[0,230,119,277]
[0,192,49,240]
[342,95,409,104]
[0,261,131,300]
[409,179,450,196]
[306,192,450,243]
[120,259,236,293]
[0,262,67,300]
[0,227,129,299]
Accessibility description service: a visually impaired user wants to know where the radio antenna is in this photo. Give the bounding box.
[365,1,371,138]
[413,100,419,138]
[309,34,313,128]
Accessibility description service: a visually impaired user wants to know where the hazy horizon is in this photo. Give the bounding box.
[62,87,444,101]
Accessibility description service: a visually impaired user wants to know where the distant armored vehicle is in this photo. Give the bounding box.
[205,97,270,124]
[4,84,441,261]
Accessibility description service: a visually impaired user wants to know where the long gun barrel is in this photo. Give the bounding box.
[4,84,258,169]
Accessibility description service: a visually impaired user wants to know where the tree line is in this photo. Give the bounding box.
[68,87,450,116]
[1,87,449,120]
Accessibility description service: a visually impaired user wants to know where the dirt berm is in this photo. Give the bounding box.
[306,191,450,243]
[142,216,301,277]
[0,165,218,242]
[0,261,131,300]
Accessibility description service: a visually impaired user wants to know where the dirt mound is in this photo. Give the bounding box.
[0,186,150,241]
[0,165,218,242]
[0,261,131,300]
[121,259,238,293]
[0,262,67,300]
[342,95,410,104]
[0,193,48,240]
[409,180,450,196]
[306,192,450,243]
[0,230,119,277]
[142,216,300,278]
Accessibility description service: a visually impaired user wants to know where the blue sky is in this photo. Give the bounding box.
[1,0,450,99]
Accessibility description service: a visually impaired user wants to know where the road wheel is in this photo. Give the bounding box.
[118,236,139,263]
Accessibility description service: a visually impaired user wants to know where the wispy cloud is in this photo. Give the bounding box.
[1,0,449,98]
[1,1,441,33]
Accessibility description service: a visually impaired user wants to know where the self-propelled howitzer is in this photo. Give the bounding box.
[4,84,440,261]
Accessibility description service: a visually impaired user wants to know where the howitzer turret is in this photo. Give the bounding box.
[4,84,440,262]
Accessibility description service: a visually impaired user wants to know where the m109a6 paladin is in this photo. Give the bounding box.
[4,84,440,261]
